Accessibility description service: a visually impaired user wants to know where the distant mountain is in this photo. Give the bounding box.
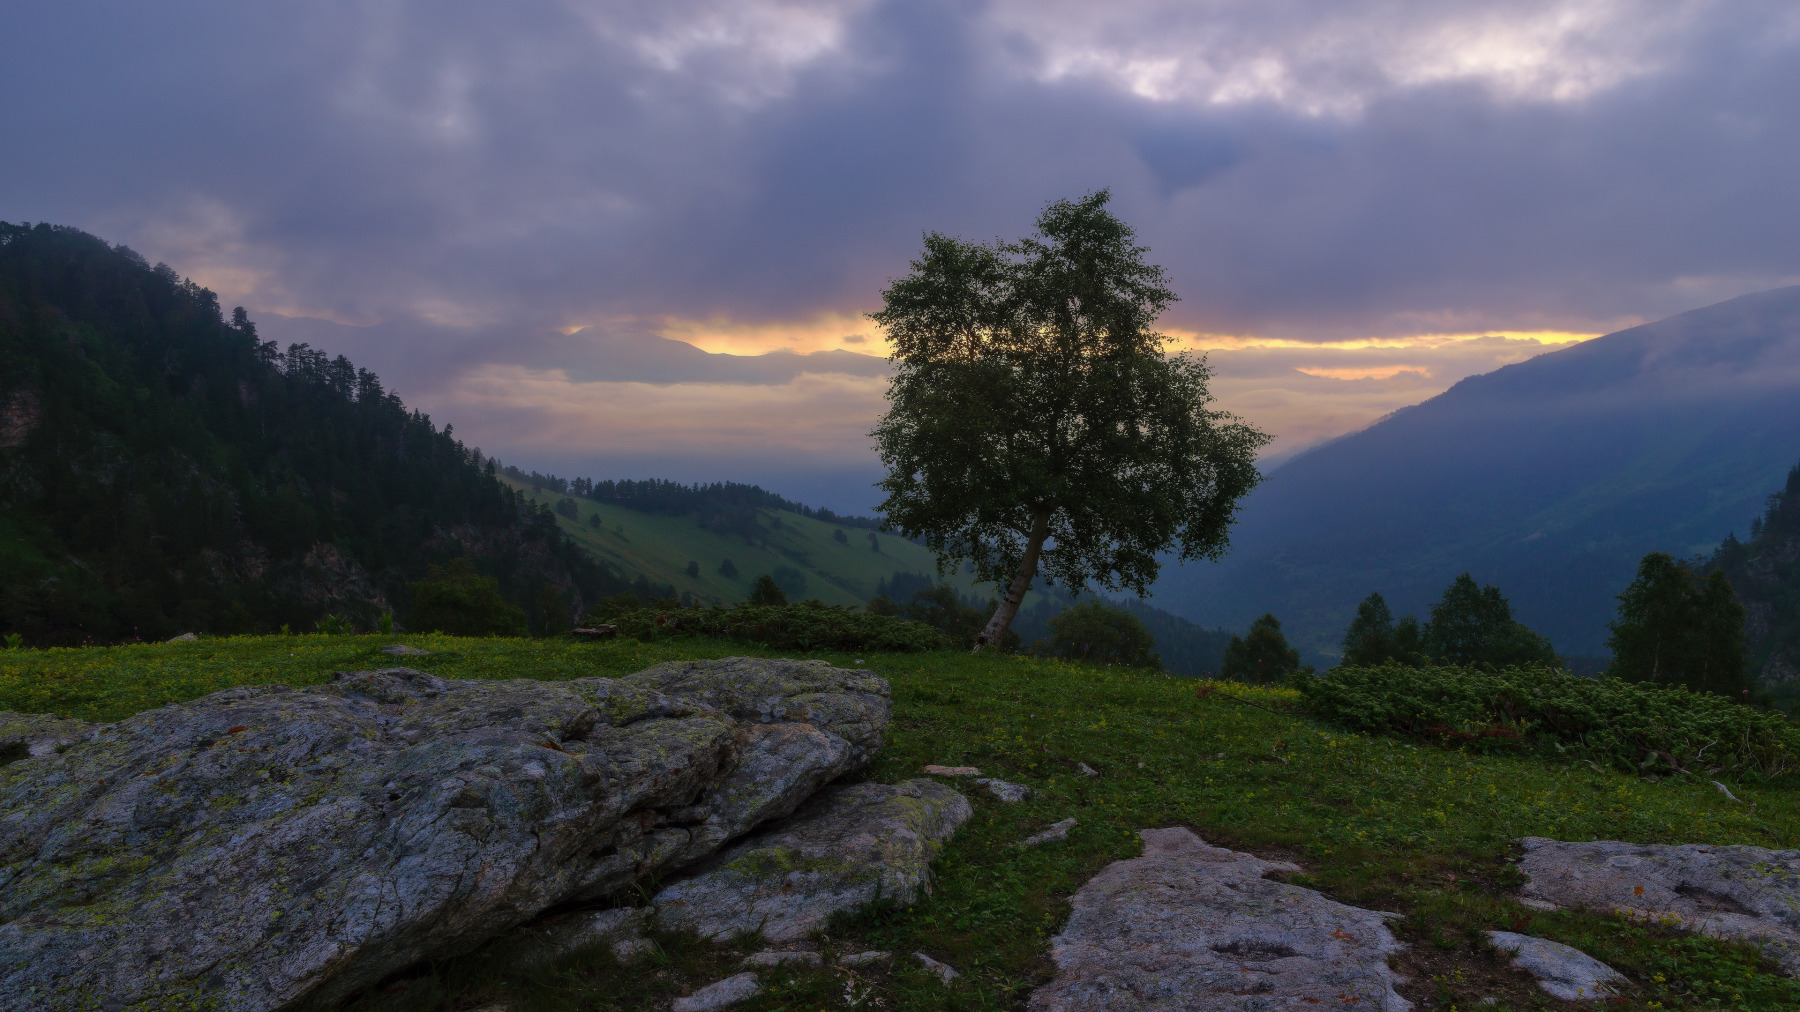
[1153,286,1800,661]
[0,223,628,644]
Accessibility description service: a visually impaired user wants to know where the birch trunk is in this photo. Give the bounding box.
[973,512,1051,652]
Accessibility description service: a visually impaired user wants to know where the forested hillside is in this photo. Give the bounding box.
[1709,459,1800,703]
[0,223,626,644]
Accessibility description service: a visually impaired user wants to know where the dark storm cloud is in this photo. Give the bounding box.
[6,0,1800,508]
[8,0,1796,339]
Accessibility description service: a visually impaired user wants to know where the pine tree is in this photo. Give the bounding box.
[1607,553,1748,695]
[1222,614,1306,683]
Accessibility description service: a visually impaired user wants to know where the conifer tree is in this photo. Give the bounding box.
[1608,552,1748,694]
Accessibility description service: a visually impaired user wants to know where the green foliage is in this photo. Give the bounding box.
[718,558,739,579]
[1340,592,1425,667]
[1299,662,1800,780]
[407,559,528,638]
[747,574,787,606]
[870,191,1268,645]
[1221,614,1307,684]
[769,564,808,600]
[1711,459,1800,706]
[0,223,629,645]
[13,638,1800,1011]
[1424,574,1559,668]
[313,614,352,635]
[1610,552,1749,695]
[685,561,700,578]
[1048,600,1159,668]
[2,633,20,650]
[597,601,950,653]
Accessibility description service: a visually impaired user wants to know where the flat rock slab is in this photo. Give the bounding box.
[974,777,1029,802]
[672,972,761,1012]
[0,657,887,1012]
[1031,828,1410,1012]
[1517,836,1800,974]
[1021,818,1077,848]
[1486,931,1625,1001]
[653,779,972,942]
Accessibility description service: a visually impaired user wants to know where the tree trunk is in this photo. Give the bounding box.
[974,511,1051,653]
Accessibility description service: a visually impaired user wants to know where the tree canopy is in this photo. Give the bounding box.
[1340,592,1425,667]
[1607,552,1747,695]
[869,191,1268,649]
[1221,614,1306,684]
[1424,573,1560,669]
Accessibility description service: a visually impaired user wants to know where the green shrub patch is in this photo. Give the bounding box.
[1299,664,1800,781]
[601,601,952,654]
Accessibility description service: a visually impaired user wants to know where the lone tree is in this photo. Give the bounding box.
[870,191,1268,650]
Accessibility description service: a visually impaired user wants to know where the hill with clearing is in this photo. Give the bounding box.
[1154,285,1800,663]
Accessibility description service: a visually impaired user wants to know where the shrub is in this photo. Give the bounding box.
[1298,663,1800,781]
[718,558,739,579]
[407,559,529,637]
[748,575,788,606]
[589,600,951,653]
[1049,600,1159,668]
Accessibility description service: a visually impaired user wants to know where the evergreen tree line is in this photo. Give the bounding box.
[501,469,886,536]
[1707,458,1800,698]
[0,222,628,644]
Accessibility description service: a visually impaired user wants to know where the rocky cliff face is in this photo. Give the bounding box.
[0,657,890,1011]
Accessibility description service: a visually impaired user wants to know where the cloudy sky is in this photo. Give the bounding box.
[6,0,1800,511]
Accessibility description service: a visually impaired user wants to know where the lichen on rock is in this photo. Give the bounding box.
[651,779,972,942]
[0,657,889,1011]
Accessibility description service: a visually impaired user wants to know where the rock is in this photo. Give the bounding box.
[0,657,889,1012]
[924,764,979,776]
[0,712,99,761]
[744,949,823,967]
[571,626,618,640]
[167,632,198,642]
[512,907,649,969]
[612,937,656,963]
[652,779,972,942]
[1077,762,1098,777]
[914,952,960,983]
[974,777,1029,802]
[1517,836,1800,974]
[1485,931,1626,1000]
[1030,828,1411,1012]
[1020,818,1077,847]
[672,972,762,1012]
[1713,780,1743,802]
[380,644,431,656]
[839,950,891,966]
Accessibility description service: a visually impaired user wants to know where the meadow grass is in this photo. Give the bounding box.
[5,637,1798,1010]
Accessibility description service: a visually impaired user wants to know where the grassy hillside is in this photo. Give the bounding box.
[5,637,1798,1010]
[506,476,995,609]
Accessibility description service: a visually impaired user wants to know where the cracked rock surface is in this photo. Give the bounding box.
[1516,836,1800,974]
[1485,931,1625,1000]
[652,779,972,942]
[0,657,887,1011]
[1030,828,1410,1012]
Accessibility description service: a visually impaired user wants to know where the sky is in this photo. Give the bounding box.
[6,0,1800,513]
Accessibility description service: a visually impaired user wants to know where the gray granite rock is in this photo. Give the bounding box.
[0,657,888,1011]
[914,952,960,983]
[1516,836,1800,974]
[1030,827,1411,1011]
[379,644,431,656]
[1020,818,1077,847]
[653,779,972,942]
[1486,931,1625,1000]
[672,972,762,1011]
[744,949,822,967]
[0,711,99,761]
[974,777,1029,802]
[839,950,891,966]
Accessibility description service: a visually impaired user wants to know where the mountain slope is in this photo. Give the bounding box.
[1153,285,1800,660]
[0,223,626,643]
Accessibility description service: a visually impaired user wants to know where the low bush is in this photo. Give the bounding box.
[1299,663,1800,781]
[593,600,951,653]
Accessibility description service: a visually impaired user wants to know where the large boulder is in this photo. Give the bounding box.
[1031,828,1411,1011]
[0,658,888,1011]
[652,779,972,942]
[1516,836,1800,974]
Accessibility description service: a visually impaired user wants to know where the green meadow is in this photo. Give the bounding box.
[5,637,1798,1010]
